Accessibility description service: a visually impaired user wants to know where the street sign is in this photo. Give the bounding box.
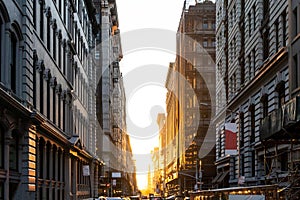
[112,172,121,178]
[112,179,117,186]
[83,165,90,176]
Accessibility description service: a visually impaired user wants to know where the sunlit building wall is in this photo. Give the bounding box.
[164,1,216,195]
[0,0,103,199]
[164,62,180,195]
[94,0,137,196]
[157,113,166,196]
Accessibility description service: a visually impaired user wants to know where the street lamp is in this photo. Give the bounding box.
[199,160,202,190]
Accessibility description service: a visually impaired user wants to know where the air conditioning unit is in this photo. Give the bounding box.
[282,96,300,128]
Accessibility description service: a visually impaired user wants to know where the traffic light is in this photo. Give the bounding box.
[106,183,110,187]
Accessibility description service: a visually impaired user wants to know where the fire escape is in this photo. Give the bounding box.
[260,96,300,199]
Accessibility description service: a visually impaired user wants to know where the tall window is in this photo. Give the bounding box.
[39,70,44,114]
[218,130,222,158]
[248,12,251,36]
[63,43,66,75]
[293,8,298,37]
[293,55,299,89]
[10,34,17,93]
[203,21,208,29]
[39,1,44,41]
[53,83,56,124]
[277,83,285,109]
[38,139,44,178]
[261,95,268,118]
[280,152,288,171]
[241,154,245,176]
[9,131,18,171]
[63,97,66,132]
[58,34,62,69]
[263,0,269,19]
[47,77,50,119]
[47,15,51,52]
[0,19,3,82]
[252,49,255,76]
[251,150,255,177]
[252,5,256,30]
[239,112,244,147]
[33,58,37,108]
[58,90,61,128]
[53,26,56,60]
[63,0,66,23]
[275,20,279,52]
[33,0,36,29]
[263,29,269,60]
[249,105,255,144]
[58,0,62,14]
[282,12,287,47]
[0,128,3,168]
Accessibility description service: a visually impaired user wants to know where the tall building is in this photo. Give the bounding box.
[94,0,137,196]
[0,0,103,199]
[213,0,300,198]
[164,1,216,196]
[157,113,166,196]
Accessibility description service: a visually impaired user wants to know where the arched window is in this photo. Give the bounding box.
[10,33,17,93]
[39,0,44,41]
[0,1,10,85]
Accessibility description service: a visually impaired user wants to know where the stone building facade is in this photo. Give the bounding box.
[163,1,216,196]
[0,0,104,199]
[94,0,137,196]
[215,0,300,198]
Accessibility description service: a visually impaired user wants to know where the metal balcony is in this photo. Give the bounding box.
[260,97,300,141]
[260,108,283,141]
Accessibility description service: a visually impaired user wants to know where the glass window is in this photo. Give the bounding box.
[39,1,44,41]
[203,22,208,29]
[203,40,208,47]
[0,128,3,168]
[47,16,51,52]
[33,0,36,29]
[9,131,18,171]
[239,112,244,147]
[0,18,2,82]
[10,34,17,93]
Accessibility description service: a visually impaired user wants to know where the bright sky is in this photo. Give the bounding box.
[116,0,193,190]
